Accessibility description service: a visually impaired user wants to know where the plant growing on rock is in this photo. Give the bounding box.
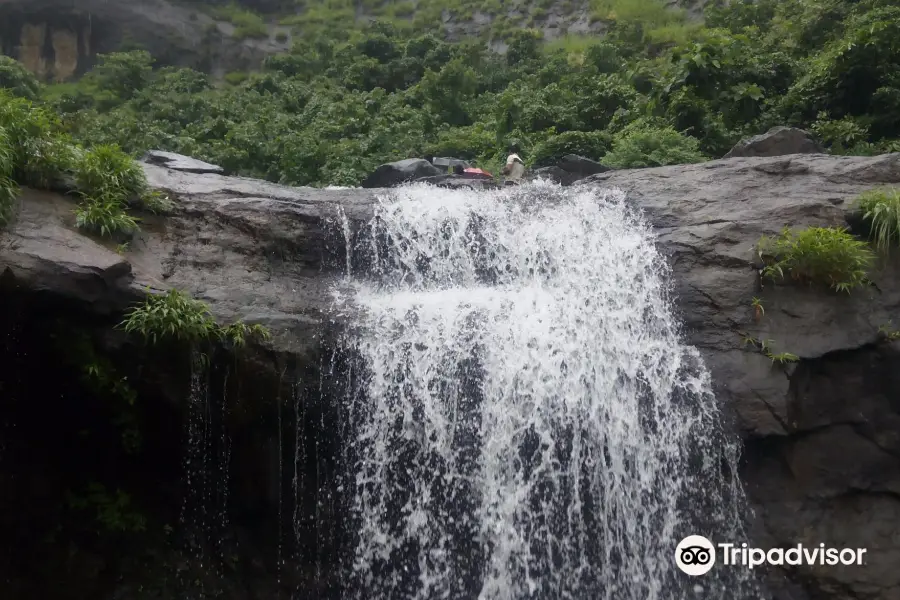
[74,144,148,203]
[120,289,271,349]
[751,296,765,320]
[856,187,900,254]
[66,483,146,534]
[768,351,799,365]
[121,289,221,345]
[75,197,141,238]
[740,332,799,365]
[0,127,17,226]
[878,322,900,341]
[756,226,873,293]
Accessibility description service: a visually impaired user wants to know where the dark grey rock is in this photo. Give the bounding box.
[143,150,224,174]
[361,158,443,188]
[723,126,826,159]
[532,166,578,185]
[558,154,610,177]
[412,174,500,190]
[533,154,611,185]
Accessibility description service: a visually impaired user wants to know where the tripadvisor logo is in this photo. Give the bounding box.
[674,535,868,576]
[675,535,716,576]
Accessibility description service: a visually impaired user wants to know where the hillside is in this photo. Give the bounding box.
[0,0,898,192]
[0,0,710,78]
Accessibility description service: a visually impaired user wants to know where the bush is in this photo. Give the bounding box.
[601,120,707,168]
[856,187,900,253]
[0,92,76,188]
[74,144,148,203]
[757,226,873,292]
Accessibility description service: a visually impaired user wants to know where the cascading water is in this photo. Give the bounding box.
[333,181,761,600]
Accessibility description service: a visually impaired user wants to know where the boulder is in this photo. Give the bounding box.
[143,150,224,174]
[558,154,610,178]
[723,126,825,159]
[361,158,443,188]
[532,154,611,186]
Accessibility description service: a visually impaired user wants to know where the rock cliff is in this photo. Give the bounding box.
[2,151,900,599]
[0,0,291,80]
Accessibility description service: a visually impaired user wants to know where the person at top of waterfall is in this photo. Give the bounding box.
[501,152,526,186]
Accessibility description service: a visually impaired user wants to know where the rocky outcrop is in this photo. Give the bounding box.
[580,153,900,599]
[724,126,826,159]
[4,151,900,599]
[143,150,225,174]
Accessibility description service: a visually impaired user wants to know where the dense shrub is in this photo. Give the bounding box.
[601,120,706,168]
[0,56,41,100]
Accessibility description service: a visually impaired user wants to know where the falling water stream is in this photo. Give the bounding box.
[332,182,760,600]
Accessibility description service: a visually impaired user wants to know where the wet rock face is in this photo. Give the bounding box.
[581,152,900,600]
[4,151,900,599]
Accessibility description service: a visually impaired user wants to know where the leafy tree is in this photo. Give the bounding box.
[0,56,41,100]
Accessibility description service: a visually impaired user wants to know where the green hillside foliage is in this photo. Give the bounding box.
[10,0,899,187]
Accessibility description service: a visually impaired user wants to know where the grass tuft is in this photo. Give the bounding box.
[121,289,272,349]
[856,187,900,254]
[757,226,873,293]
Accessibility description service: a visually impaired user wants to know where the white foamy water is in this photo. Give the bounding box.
[333,182,759,600]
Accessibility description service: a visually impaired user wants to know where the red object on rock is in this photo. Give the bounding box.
[464,168,492,177]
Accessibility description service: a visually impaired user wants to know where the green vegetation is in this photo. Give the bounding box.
[600,119,706,168]
[768,351,799,365]
[57,330,143,454]
[121,288,271,348]
[0,0,896,188]
[878,322,900,341]
[757,226,874,293]
[0,55,41,100]
[741,334,800,365]
[856,187,900,254]
[67,483,147,534]
[211,2,269,39]
[0,88,154,236]
[751,296,764,320]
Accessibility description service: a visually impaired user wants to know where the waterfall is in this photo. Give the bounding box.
[333,182,760,600]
